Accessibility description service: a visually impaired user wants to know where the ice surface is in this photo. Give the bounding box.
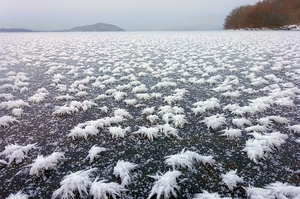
[1,31,300,198]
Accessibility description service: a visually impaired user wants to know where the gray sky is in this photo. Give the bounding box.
[0,0,260,31]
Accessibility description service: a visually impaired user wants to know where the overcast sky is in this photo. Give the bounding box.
[0,0,260,31]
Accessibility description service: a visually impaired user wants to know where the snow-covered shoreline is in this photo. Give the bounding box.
[227,24,300,31]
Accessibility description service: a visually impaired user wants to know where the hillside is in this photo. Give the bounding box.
[67,23,124,32]
[224,0,300,30]
[0,28,33,32]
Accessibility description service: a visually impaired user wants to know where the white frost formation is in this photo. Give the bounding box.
[90,178,128,199]
[165,149,215,170]
[193,190,231,199]
[113,160,137,186]
[86,145,107,163]
[0,115,18,127]
[242,132,288,163]
[133,126,160,141]
[0,143,37,164]
[6,191,29,199]
[221,169,244,190]
[202,114,227,130]
[246,182,300,199]
[147,170,181,199]
[52,168,97,199]
[29,152,65,177]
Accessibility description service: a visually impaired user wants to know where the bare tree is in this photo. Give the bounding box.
[224,0,300,29]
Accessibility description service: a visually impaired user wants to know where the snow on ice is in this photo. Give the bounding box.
[0,31,300,198]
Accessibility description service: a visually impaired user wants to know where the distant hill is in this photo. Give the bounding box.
[0,23,124,32]
[66,23,125,32]
[0,28,33,32]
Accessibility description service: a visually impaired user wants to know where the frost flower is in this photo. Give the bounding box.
[221,128,242,139]
[193,190,231,199]
[6,191,29,199]
[133,126,159,141]
[147,170,181,199]
[86,145,107,163]
[202,114,226,130]
[0,143,36,164]
[165,149,215,170]
[68,124,99,140]
[159,124,179,138]
[0,116,18,127]
[288,125,300,133]
[90,178,128,199]
[221,170,244,190]
[242,132,288,163]
[108,126,131,138]
[246,182,300,199]
[29,152,65,177]
[113,160,138,186]
[52,168,97,199]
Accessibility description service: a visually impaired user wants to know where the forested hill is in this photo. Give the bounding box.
[224,0,300,30]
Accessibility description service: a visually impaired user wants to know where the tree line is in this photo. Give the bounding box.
[224,0,300,29]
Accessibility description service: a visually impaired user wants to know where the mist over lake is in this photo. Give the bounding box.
[0,31,300,199]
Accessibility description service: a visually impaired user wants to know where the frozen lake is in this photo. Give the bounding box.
[0,31,300,198]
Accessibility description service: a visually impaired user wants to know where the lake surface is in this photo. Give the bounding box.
[0,31,300,198]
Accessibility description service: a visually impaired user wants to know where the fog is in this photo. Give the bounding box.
[0,0,260,31]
